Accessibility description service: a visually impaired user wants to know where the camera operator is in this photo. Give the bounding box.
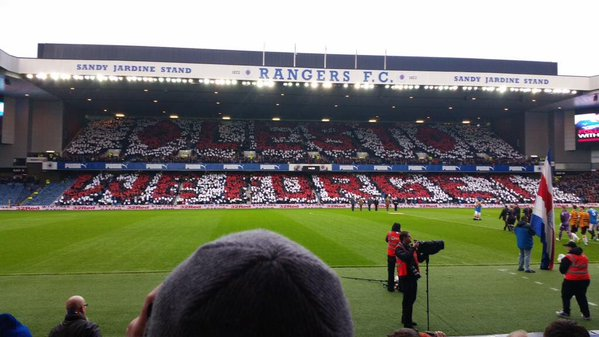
[395,231,427,329]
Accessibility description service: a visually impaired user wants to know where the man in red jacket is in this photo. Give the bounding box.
[556,241,591,320]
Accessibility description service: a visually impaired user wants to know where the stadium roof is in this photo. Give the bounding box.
[2,44,599,123]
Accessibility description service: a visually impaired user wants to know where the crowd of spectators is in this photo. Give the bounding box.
[25,117,599,207]
[175,173,230,204]
[51,172,581,206]
[196,121,244,162]
[58,118,528,166]
[557,172,599,203]
[370,174,452,204]
[250,174,317,204]
[124,119,201,163]
[62,118,133,162]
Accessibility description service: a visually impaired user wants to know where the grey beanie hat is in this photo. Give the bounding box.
[146,230,354,337]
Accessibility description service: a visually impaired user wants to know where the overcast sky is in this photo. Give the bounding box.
[3,0,598,76]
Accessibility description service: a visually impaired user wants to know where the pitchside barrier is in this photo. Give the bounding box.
[460,332,599,337]
[460,330,599,337]
[2,203,598,211]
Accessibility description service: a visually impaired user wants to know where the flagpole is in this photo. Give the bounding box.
[531,151,555,270]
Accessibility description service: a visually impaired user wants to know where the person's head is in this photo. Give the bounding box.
[564,241,577,252]
[65,295,88,318]
[562,206,568,211]
[391,222,401,232]
[573,205,578,209]
[508,329,529,337]
[387,327,419,337]
[144,230,353,337]
[544,319,589,337]
[399,231,412,245]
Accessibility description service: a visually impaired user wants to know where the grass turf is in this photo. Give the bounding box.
[1,208,598,336]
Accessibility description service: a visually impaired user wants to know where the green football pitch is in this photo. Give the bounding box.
[1,208,598,337]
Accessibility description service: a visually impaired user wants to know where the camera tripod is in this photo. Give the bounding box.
[424,256,432,331]
[343,257,435,330]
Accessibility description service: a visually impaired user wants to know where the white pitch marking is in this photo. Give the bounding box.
[498,269,508,272]
[522,276,529,279]
[550,288,559,291]
[589,302,597,307]
[509,272,516,275]
[535,281,543,285]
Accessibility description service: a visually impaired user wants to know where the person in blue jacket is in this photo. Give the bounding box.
[515,220,536,273]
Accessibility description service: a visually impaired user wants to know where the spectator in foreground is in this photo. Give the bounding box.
[127,230,353,337]
[544,319,589,337]
[48,295,102,337]
[0,313,33,337]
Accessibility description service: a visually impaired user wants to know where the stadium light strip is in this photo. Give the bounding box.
[25,73,578,95]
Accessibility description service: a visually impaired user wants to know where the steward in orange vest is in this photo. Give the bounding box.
[386,223,402,292]
[556,241,591,320]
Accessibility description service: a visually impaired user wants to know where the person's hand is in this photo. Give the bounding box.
[126,284,162,337]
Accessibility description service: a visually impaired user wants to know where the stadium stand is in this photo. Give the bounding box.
[50,172,581,206]
[60,118,528,165]
[19,117,594,207]
[1,112,592,208]
[0,176,40,206]
[23,177,76,206]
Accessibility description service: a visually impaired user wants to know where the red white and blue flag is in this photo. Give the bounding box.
[531,153,555,270]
